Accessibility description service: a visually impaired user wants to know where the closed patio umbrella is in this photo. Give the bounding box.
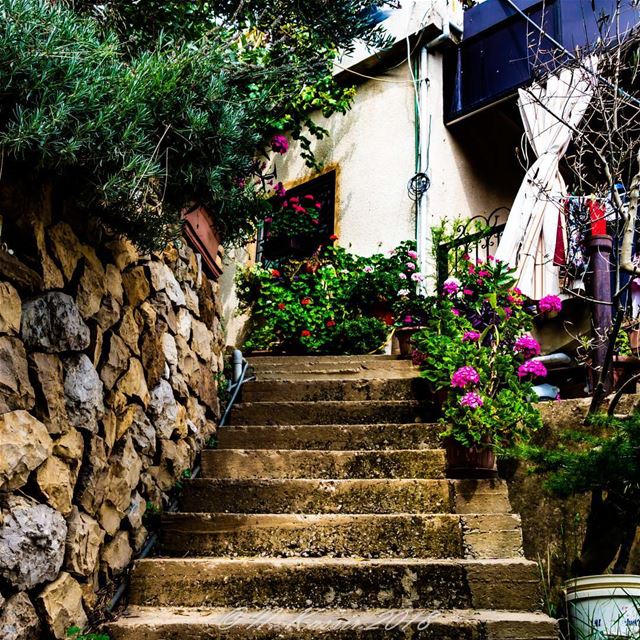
[495,58,598,300]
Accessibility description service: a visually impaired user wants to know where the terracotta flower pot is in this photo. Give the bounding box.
[444,437,497,479]
[394,326,426,358]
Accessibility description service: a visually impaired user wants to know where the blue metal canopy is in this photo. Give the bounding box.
[444,0,640,124]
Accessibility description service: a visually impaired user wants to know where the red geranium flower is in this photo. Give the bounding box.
[301,297,311,305]
[301,330,311,337]
[326,320,336,327]
[289,197,300,205]
[277,303,286,310]
[304,194,315,201]
[271,269,281,278]
[329,234,338,241]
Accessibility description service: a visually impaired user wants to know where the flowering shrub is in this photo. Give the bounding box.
[237,245,390,354]
[413,257,552,451]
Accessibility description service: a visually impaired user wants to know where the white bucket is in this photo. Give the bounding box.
[566,575,640,638]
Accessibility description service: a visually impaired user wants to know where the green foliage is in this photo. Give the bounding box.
[0,0,391,249]
[238,243,418,354]
[413,257,542,452]
[524,411,640,499]
[266,193,330,241]
[66,627,109,640]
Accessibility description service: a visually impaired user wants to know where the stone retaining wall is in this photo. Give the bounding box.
[0,179,224,638]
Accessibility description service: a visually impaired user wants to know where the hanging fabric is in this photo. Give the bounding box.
[494,58,598,300]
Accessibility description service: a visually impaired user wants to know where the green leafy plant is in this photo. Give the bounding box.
[66,626,110,640]
[0,0,392,249]
[413,257,545,452]
[237,244,397,354]
[524,410,640,576]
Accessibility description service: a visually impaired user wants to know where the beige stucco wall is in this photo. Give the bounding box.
[221,45,525,347]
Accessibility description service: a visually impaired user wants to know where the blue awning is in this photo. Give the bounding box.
[444,0,639,124]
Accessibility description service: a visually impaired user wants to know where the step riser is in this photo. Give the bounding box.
[129,560,542,612]
[242,379,427,402]
[160,513,523,559]
[216,424,442,451]
[248,356,405,365]
[231,401,434,426]
[180,479,454,514]
[201,450,446,480]
[160,514,464,558]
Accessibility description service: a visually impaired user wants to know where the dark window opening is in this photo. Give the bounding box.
[257,170,336,265]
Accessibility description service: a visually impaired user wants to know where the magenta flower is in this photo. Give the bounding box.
[451,308,460,316]
[271,134,289,154]
[463,288,474,296]
[517,359,547,379]
[443,277,460,295]
[462,330,481,343]
[363,265,373,273]
[451,366,480,388]
[503,307,513,319]
[263,216,273,223]
[459,391,484,409]
[514,335,541,358]
[411,273,425,282]
[407,250,418,259]
[538,295,562,314]
[274,182,286,197]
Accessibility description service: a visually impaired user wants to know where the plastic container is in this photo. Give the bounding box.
[566,575,640,638]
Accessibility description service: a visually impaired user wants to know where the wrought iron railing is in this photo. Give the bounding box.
[436,207,508,289]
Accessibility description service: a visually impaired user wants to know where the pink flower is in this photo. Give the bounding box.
[478,270,490,278]
[459,391,484,409]
[517,360,547,379]
[304,194,314,201]
[274,182,286,197]
[411,273,424,282]
[463,288,474,296]
[452,308,460,316]
[292,205,306,214]
[443,278,460,295]
[468,264,476,274]
[271,134,289,154]
[403,315,413,325]
[503,307,513,319]
[514,335,541,358]
[311,219,319,225]
[315,202,322,209]
[289,197,300,204]
[407,250,418,259]
[406,262,416,271]
[462,331,481,342]
[538,295,562,314]
[364,266,374,273]
[488,255,495,261]
[264,216,273,223]
[451,366,480,388]
[399,273,407,280]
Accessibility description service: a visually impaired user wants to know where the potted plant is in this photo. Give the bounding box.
[263,194,331,258]
[393,295,433,357]
[412,257,547,477]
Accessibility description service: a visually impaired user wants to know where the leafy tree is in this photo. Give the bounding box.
[0,0,391,249]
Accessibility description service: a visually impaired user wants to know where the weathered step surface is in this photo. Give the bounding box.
[241,377,427,402]
[129,557,543,611]
[201,449,446,480]
[180,478,512,515]
[217,423,441,450]
[230,400,433,425]
[109,607,558,640]
[159,513,522,559]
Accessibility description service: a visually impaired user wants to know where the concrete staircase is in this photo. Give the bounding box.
[109,355,558,639]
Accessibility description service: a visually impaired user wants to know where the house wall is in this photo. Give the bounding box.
[0,174,224,638]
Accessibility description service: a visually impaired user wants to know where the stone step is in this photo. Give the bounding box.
[241,377,427,402]
[230,400,433,426]
[159,513,523,559]
[108,606,559,640]
[253,370,421,380]
[179,478,512,515]
[128,557,543,611]
[216,423,442,450]
[248,355,405,365]
[200,449,446,480]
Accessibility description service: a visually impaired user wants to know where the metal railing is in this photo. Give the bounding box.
[107,349,253,612]
[436,208,508,290]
